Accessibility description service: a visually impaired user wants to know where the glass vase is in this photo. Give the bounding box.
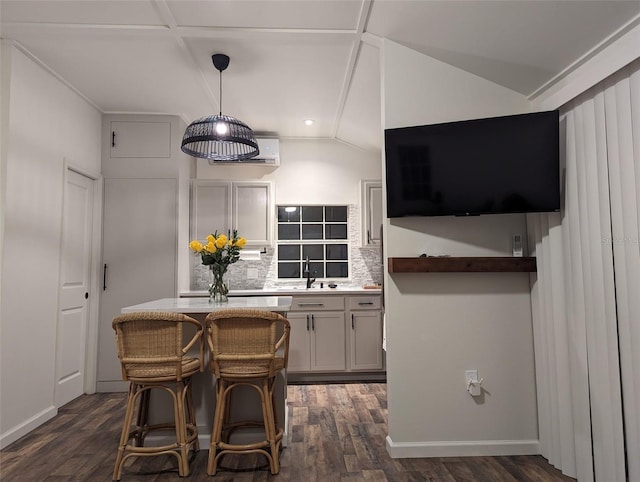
[209,265,229,304]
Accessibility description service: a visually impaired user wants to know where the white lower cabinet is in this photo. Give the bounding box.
[287,311,346,372]
[347,296,384,371]
[287,294,384,376]
[287,295,346,372]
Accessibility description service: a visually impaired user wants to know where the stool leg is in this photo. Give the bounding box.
[174,381,190,477]
[208,378,228,475]
[261,378,280,474]
[134,387,150,446]
[185,378,199,452]
[113,383,138,481]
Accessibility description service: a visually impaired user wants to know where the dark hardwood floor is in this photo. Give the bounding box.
[1,383,575,481]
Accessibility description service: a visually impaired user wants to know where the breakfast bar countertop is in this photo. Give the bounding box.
[121,295,293,313]
[179,287,382,298]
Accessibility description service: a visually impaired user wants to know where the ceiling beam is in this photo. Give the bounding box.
[332,0,373,139]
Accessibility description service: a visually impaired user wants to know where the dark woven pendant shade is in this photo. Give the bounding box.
[181,54,259,161]
[181,114,258,161]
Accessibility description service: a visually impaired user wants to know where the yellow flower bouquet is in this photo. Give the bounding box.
[189,230,246,302]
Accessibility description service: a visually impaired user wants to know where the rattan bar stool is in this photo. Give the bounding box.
[205,308,290,475]
[111,311,203,481]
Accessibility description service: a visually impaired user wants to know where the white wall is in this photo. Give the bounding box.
[382,39,540,457]
[195,137,382,204]
[0,43,102,448]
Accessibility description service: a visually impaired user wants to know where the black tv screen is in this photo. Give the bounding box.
[384,110,560,218]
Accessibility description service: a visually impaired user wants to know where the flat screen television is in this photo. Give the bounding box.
[384,110,560,218]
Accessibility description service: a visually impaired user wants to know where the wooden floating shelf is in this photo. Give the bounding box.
[388,256,537,273]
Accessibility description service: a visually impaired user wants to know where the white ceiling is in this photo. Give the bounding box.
[2,0,639,153]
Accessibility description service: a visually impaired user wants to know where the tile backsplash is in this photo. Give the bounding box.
[190,205,382,291]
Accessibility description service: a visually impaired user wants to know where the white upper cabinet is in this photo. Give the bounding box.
[361,180,383,245]
[109,121,171,158]
[192,181,232,241]
[191,180,273,247]
[233,182,271,246]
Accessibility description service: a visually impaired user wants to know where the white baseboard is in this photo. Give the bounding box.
[385,436,540,458]
[0,405,57,450]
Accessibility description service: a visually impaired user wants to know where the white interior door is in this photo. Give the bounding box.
[56,169,94,407]
[97,178,177,391]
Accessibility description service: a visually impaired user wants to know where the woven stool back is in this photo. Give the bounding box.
[205,309,290,379]
[112,311,203,381]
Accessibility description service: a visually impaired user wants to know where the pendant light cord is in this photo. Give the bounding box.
[219,69,223,115]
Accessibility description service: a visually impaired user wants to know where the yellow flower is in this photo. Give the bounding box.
[215,234,227,249]
[189,240,204,253]
[189,230,243,271]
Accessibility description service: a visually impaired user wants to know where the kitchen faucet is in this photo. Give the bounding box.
[303,257,316,289]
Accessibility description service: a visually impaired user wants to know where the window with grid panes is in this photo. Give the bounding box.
[276,205,349,279]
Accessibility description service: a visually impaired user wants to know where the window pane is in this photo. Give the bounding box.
[326,244,348,260]
[302,224,323,239]
[325,206,347,222]
[278,244,300,260]
[302,206,323,222]
[277,206,300,222]
[306,261,324,279]
[325,224,347,239]
[302,244,324,260]
[278,224,300,240]
[326,262,348,277]
[278,262,300,278]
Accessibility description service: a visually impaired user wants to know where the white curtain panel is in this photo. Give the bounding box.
[528,58,639,482]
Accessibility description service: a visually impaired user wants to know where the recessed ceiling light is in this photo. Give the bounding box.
[304,119,314,126]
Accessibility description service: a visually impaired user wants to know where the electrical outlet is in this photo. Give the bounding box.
[465,369,482,396]
[465,370,478,386]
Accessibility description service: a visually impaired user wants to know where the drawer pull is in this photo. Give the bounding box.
[298,302,324,307]
[311,314,315,331]
[358,302,374,306]
[351,314,355,329]
[306,314,310,331]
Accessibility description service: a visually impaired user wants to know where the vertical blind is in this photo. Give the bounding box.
[528,58,639,481]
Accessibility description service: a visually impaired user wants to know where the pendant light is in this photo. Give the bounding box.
[181,54,259,161]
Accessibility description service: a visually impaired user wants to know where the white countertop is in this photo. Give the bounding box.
[121,296,293,314]
[180,287,382,297]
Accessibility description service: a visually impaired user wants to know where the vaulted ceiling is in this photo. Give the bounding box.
[2,0,639,152]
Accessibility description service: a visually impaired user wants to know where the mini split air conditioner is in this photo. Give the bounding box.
[207,138,280,166]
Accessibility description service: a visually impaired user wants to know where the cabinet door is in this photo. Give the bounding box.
[191,181,232,241]
[233,182,271,245]
[349,310,383,371]
[109,121,171,158]
[191,180,271,246]
[362,181,382,245]
[310,312,346,371]
[287,312,311,372]
[98,179,177,391]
